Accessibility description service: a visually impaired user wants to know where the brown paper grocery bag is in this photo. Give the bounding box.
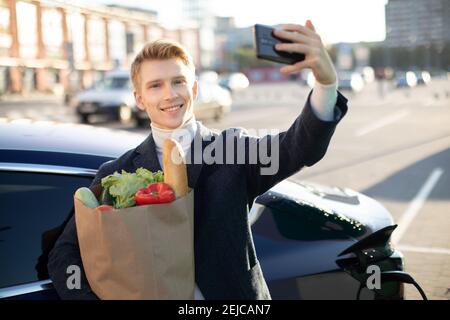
[74,191,195,300]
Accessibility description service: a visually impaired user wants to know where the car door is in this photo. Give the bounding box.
[0,165,96,300]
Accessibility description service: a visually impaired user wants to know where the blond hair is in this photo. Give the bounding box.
[130,39,195,91]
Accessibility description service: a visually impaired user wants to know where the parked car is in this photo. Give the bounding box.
[218,72,250,92]
[0,120,407,300]
[413,70,431,85]
[355,67,375,84]
[72,70,136,124]
[299,70,316,88]
[198,70,219,84]
[131,80,232,127]
[337,72,365,93]
[394,71,418,88]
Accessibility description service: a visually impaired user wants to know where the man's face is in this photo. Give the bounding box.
[134,58,197,130]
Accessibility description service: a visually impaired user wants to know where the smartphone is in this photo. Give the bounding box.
[254,24,305,65]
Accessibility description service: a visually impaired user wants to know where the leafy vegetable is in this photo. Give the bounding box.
[100,168,164,209]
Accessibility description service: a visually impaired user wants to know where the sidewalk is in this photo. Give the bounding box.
[0,91,64,103]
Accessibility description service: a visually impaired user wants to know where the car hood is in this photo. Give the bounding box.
[268,179,394,233]
[251,179,395,280]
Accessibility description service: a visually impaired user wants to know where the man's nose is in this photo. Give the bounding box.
[162,83,177,99]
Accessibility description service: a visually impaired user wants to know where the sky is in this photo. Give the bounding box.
[88,0,388,44]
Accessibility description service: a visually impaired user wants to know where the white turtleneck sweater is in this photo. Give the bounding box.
[151,116,198,166]
[150,81,338,300]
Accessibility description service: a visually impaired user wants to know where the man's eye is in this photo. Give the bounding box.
[149,84,160,89]
[174,79,186,85]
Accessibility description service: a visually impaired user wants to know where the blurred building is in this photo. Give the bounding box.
[0,0,200,95]
[385,0,450,48]
[181,0,215,70]
[214,17,253,72]
[182,0,214,22]
[180,1,259,72]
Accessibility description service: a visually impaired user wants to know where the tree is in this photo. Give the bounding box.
[232,45,277,69]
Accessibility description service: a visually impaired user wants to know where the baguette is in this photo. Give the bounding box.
[162,138,190,198]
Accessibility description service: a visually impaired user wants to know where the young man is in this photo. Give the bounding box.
[48,20,348,299]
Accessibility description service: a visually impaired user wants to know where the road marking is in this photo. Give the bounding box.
[355,109,410,137]
[397,245,450,256]
[391,167,444,245]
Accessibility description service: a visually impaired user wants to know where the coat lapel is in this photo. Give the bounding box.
[133,133,162,172]
[185,121,214,188]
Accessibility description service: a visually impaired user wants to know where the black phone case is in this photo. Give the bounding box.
[254,24,305,65]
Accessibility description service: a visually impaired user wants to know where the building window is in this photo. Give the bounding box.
[16,1,37,58]
[42,8,63,59]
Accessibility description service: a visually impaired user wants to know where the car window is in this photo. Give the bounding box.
[93,76,131,90]
[196,82,213,102]
[0,171,94,288]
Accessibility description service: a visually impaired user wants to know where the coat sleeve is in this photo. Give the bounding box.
[47,161,115,300]
[243,90,348,204]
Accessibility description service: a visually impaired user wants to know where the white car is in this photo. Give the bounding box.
[194,80,232,120]
[338,72,365,93]
[218,72,250,92]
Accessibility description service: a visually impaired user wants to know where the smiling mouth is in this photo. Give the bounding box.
[160,104,183,112]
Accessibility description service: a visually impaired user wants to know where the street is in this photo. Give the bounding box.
[1,79,449,300]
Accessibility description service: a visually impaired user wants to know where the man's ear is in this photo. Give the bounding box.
[192,80,198,100]
[134,90,145,111]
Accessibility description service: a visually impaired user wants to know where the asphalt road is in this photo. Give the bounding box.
[1,79,449,300]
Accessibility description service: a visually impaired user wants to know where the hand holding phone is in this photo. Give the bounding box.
[254,21,338,85]
[254,24,305,65]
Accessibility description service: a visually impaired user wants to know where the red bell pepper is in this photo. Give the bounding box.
[96,205,114,212]
[135,182,176,205]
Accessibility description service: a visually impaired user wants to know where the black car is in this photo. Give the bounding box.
[0,120,407,300]
[72,70,136,125]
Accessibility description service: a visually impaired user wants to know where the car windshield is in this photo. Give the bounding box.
[196,81,214,101]
[93,76,131,90]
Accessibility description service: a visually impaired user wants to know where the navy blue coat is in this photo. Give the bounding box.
[48,90,348,299]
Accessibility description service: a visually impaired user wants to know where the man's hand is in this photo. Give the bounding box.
[273,20,337,85]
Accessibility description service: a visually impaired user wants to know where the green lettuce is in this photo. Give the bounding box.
[101,167,164,209]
